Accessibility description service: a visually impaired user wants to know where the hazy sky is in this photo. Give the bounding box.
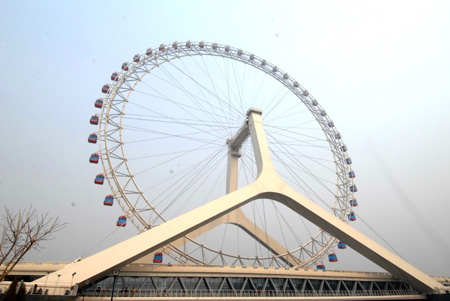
[1,0,449,276]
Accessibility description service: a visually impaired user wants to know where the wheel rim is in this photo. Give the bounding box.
[93,41,357,267]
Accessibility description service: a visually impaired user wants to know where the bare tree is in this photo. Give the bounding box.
[0,206,66,282]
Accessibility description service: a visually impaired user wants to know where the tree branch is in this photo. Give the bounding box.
[0,206,66,282]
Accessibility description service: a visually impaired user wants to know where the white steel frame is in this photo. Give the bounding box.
[95,41,356,267]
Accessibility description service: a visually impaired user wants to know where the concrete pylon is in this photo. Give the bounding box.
[33,109,445,294]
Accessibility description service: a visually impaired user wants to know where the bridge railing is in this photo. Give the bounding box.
[80,288,420,298]
[0,281,75,297]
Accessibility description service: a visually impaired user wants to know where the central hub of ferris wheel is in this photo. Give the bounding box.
[226,108,262,156]
[226,108,262,194]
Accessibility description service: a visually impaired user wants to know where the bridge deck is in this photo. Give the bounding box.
[3,263,449,299]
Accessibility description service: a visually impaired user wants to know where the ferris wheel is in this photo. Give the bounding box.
[87,41,358,269]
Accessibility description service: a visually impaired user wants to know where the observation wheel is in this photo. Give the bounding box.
[88,41,358,269]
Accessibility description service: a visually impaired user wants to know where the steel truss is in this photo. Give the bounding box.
[80,274,419,298]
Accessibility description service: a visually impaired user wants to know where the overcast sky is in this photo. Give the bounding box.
[1,0,449,276]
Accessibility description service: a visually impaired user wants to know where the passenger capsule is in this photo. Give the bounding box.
[317,264,326,270]
[133,54,140,62]
[153,252,163,263]
[338,242,347,249]
[348,212,356,221]
[104,195,114,206]
[121,62,129,71]
[272,66,278,73]
[321,111,327,117]
[335,133,341,139]
[350,185,358,192]
[199,41,205,48]
[90,115,99,125]
[346,158,352,165]
[102,84,110,94]
[249,54,255,60]
[237,49,243,56]
[303,91,310,97]
[172,41,178,49]
[146,48,153,56]
[312,100,318,106]
[283,73,289,80]
[328,121,334,128]
[212,43,218,50]
[349,171,356,178]
[294,81,299,88]
[89,153,99,164]
[159,44,166,51]
[261,60,266,66]
[117,216,127,227]
[111,72,119,81]
[225,45,230,52]
[328,253,338,262]
[88,133,98,144]
[185,41,192,48]
[95,98,103,108]
[94,174,105,185]
[340,145,347,152]
[350,199,358,206]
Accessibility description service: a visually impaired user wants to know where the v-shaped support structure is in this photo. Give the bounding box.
[34,109,445,294]
[158,108,300,267]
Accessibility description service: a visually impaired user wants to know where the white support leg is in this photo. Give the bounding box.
[35,109,445,294]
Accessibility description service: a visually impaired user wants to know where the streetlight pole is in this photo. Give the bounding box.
[82,280,90,301]
[43,272,49,294]
[70,272,77,296]
[111,269,120,301]
[54,274,61,295]
[70,272,76,287]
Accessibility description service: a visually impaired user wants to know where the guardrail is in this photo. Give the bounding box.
[81,288,420,298]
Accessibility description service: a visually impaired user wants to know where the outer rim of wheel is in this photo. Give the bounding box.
[94,41,357,267]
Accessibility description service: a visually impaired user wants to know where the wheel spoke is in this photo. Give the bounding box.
[92,42,357,268]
